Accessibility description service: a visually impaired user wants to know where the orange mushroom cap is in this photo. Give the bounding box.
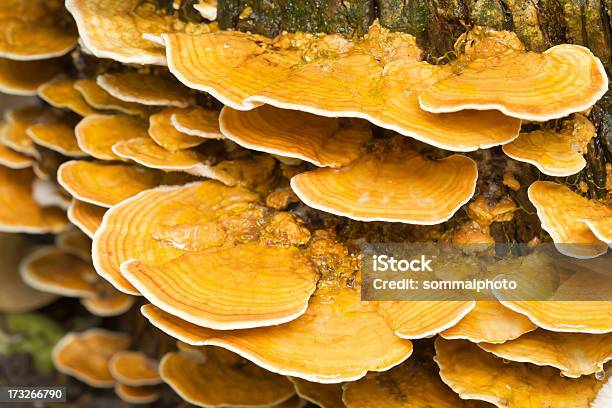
[290,149,477,224]
[0,58,64,95]
[478,330,612,378]
[170,106,224,139]
[0,232,57,312]
[27,121,87,158]
[528,181,611,258]
[74,79,149,116]
[220,106,371,167]
[2,105,53,157]
[97,72,194,108]
[0,166,68,234]
[52,329,131,388]
[435,337,610,408]
[163,23,521,151]
[440,301,537,344]
[75,114,149,161]
[67,199,106,239]
[142,286,414,383]
[0,138,33,169]
[108,351,162,386]
[194,0,217,21]
[114,383,160,405]
[0,0,77,60]
[289,378,343,408]
[503,114,596,177]
[80,290,135,317]
[160,347,295,407]
[19,246,97,298]
[419,29,608,121]
[149,108,207,151]
[38,79,97,116]
[57,161,162,208]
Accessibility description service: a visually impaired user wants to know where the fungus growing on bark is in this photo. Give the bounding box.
[160,346,295,407]
[220,106,371,167]
[38,79,96,116]
[0,58,64,95]
[108,351,162,386]
[0,0,77,60]
[74,79,149,116]
[170,106,223,139]
[67,199,106,238]
[194,0,218,21]
[0,140,33,169]
[289,378,344,408]
[52,329,131,387]
[27,121,87,157]
[97,72,194,108]
[149,108,206,151]
[419,29,608,121]
[503,114,596,176]
[2,105,53,157]
[75,114,149,161]
[528,181,611,258]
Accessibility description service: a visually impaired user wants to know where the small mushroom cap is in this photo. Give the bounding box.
[343,357,490,408]
[289,378,343,408]
[38,79,96,116]
[160,348,295,407]
[220,106,371,167]
[194,0,217,21]
[142,287,414,383]
[0,166,68,234]
[149,108,207,151]
[164,26,521,151]
[2,105,53,157]
[419,32,608,121]
[528,181,611,258]
[75,114,149,161]
[503,115,596,176]
[81,290,135,317]
[65,0,181,65]
[440,301,537,344]
[111,136,208,176]
[19,246,97,298]
[0,58,64,95]
[58,161,162,207]
[0,232,57,312]
[434,337,609,408]
[92,181,260,294]
[68,199,106,238]
[375,299,476,339]
[114,384,160,405]
[109,351,161,386]
[0,0,77,60]
[478,330,612,378]
[122,242,318,329]
[290,150,477,224]
[52,329,131,388]
[27,121,87,157]
[0,140,33,169]
[74,79,149,116]
[97,72,194,108]
[55,228,92,261]
[170,106,224,139]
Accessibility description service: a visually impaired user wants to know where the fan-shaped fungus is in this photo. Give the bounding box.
[108,351,162,386]
[0,58,64,95]
[170,106,223,139]
[67,199,106,238]
[38,79,96,116]
[149,108,206,151]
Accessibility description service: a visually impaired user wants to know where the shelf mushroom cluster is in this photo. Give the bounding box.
[0,1,611,407]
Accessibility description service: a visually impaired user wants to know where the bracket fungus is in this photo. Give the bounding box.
[290,149,477,224]
[149,108,207,151]
[108,351,162,386]
[478,330,612,378]
[38,79,97,116]
[289,378,344,408]
[67,199,106,238]
[114,383,160,405]
[418,29,608,121]
[435,338,611,408]
[80,290,134,317]
[27,121,87,158]
[2,105,53,157]
[97,72,194,108]
[503,114,596,177]
[440,301,537,344]
[0,141,33,169]
[160,347,295,407]
[220,106,371,167]
[75,114,149,161]
[74,79,149,116]
[0,58,64,96]
[58,161,163,208]
[52,329,131,388]
[0,0,77,60]
[0,166,68,234]
[55,228,92,261]
[528,181,611,258]
[194,0,217,21]
[170,106,224,139]
[163,22,521,152]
